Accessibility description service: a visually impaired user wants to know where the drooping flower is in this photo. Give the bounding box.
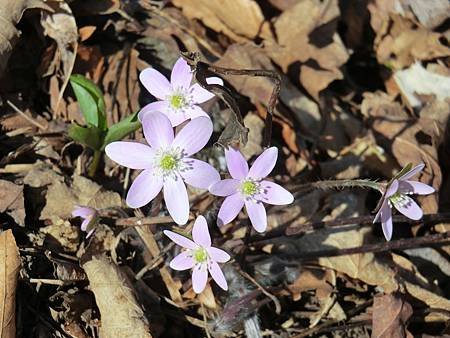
[72,205,98,238]
[105,112,220,225]
[373,163,435,241]
[138,57,223,127]
[164,215,230,293]
[209,147,294,232]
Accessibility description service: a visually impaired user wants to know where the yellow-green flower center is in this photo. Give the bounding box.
[389,192,407,206]
[170,94,186,109]
[241,180,258,196]
[193,247,208,263]
[160,154,177,170]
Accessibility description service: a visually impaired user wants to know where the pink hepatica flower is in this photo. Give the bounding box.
[138,57,223,127]
[373,163,435,241]
[105,112,220,225]
[164,215,230,294]
[209,147,294,232]
[72,205,98,238]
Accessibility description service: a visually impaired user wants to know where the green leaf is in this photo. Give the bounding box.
[68,124,104,151]
[102,111,141,150]
[70,74,107,130]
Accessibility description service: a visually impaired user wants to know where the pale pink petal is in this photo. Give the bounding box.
[207,247,230,263]
[72,206,95,218]
[171,57,193,89]
[192,215,211,247]
[142,112,174,148]
[245,201,267,233]
[139,68,172,99]
[164,109,189,127]
[138,101,170,121]
[81,218,91,232]
[192,263,208,293]
[172,117,213,156]
[217,193,245,227]
[105,142,154,169]
[163,230,196,249]
[392,196,423,220]
[399,181,435,195]
[169,251,195,271]
[209,179,240,197]
[399,163,424,180]
[379,201,393,241]
[180,158,220,190]
[191,77,223,104]
[225,147,248,179]
[260,181,294,205]
[163,177,189,225]
[385,179,399,198]
[208,261,228,291]
[184,105,209,119]
[126,169,163,208]
[248,147,278,179]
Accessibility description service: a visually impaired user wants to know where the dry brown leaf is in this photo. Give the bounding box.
[79,26,97,42]
[0,0,51,76]
[372,293,413,338]
[171,0,264,42]
[41,1,78,116]
[368,4,450,69]
[266,0,349,99]
[83,256,152,338]
[0,180,25,226]
[0,230,21,338]
[71,0,120,15]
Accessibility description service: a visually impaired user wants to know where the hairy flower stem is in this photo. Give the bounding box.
[293,179,383,194]
[88,150,102,177]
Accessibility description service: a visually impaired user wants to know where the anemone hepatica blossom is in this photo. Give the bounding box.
[164,215,230,293]
[105,112,220,225]
[72,205,98,238]
[373,163,435,241]
[209,147,294,232]
[138,57,223,127]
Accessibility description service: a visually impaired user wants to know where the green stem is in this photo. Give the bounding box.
[293,179,384,194]
[88,150,102,177]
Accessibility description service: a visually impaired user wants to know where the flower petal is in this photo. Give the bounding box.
[164,109,189,127]
[171,57,193,89]
[208,261,228,291]
[399,163,424,180]
[192,263,208,294]
[126,169,163,208]
[209,179,240,197]
[139,68,172,99]
[399,180,435,195]
[191,77,223,104]
[138,101,170,122]
[192,215,211,247]
[260,181,294,205]
[245,201,267,233]
[248,147,278,179]
[181,158,220,190]
[169,251,195,270]
[163,177,189,225]
[385,179,399,198]
[142,111,174,148]
[72,206,95,218]
[172,117,213,156]
[105,141,154,169]
[207,247,230,263]
[379,201,393,241]
[392,196,423,220]
[225,147,248,179]
[81,218,90,232]
[163,230,196,249]
[217,193,244,227]
[185,105,209,119]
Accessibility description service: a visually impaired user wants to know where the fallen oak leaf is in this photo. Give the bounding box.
[372,293,413,338]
